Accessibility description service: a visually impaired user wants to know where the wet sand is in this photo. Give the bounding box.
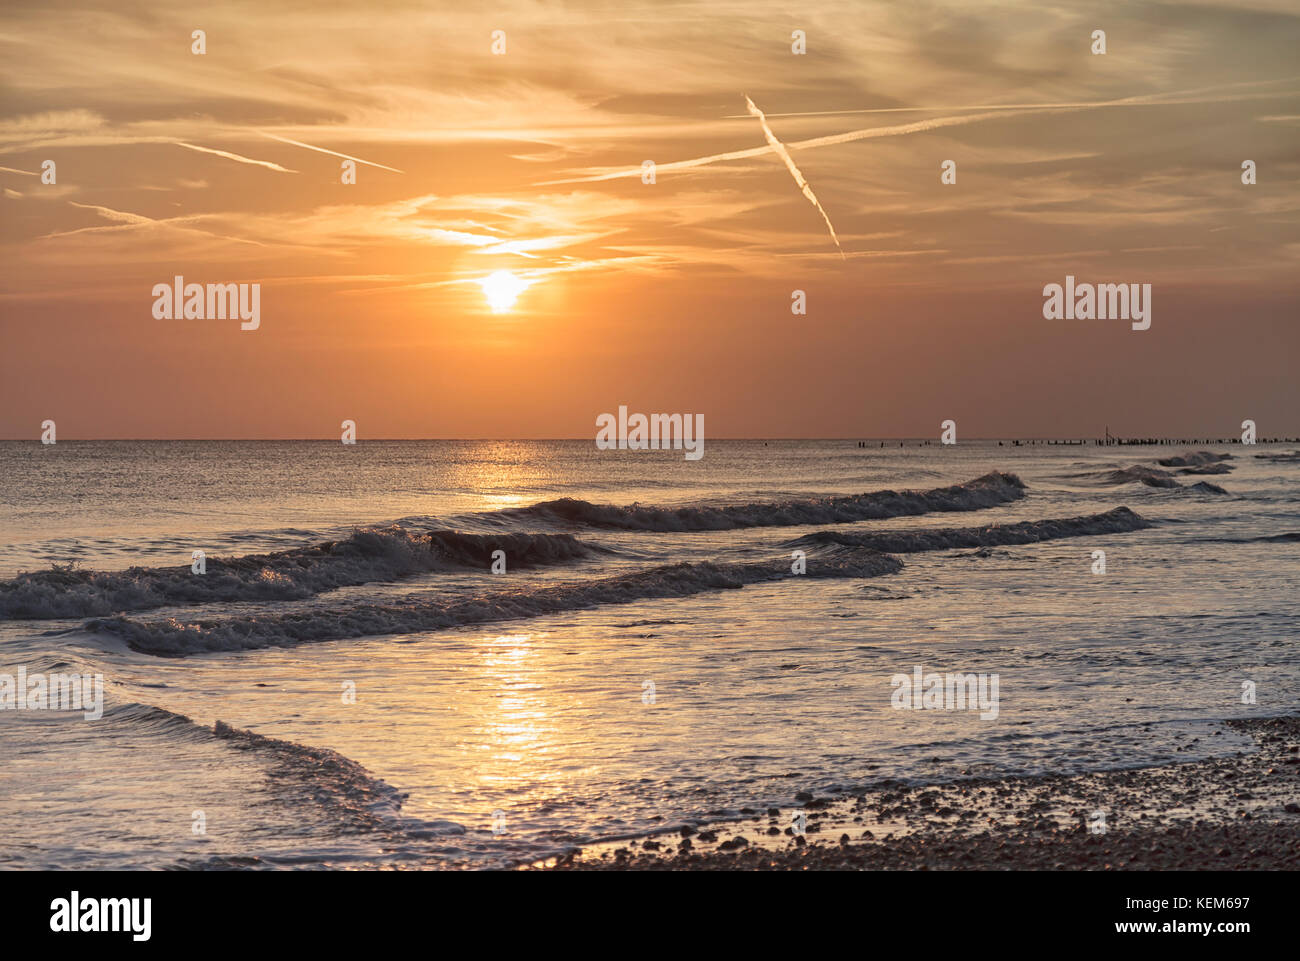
[536,716,1300,870]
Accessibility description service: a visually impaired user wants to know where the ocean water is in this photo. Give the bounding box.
[1,439,1297,869]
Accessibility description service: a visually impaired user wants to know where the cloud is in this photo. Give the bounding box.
[65,201,153,225]
[1,1,1296,300]
[0,109,105,147]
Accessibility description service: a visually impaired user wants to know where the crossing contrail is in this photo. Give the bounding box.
[745,94,844,259]
[541,79,1300,189]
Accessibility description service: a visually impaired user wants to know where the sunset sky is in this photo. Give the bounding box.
[2,0,1297,439]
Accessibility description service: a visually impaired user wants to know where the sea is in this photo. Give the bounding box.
[1,439,1296,868]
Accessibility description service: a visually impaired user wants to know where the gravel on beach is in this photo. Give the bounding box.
[537,715,1300,871]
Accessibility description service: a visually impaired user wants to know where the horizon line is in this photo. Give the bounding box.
[3,436,1294,443]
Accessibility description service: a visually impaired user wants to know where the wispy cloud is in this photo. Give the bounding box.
[65,201,153,225]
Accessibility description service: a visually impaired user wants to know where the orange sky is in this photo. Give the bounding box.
[1,0,1297,438]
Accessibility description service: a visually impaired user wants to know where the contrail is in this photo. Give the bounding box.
[744,94,844,259]
[48,200,267,246]
[261,133,405,174]
[779,108,1033,152]
[721,75,1300,119]
[173,142,298,173]
[538,107,1033,185]
[541,79,1300,188]
[45,195,266,245]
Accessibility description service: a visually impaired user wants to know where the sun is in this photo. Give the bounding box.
[479,270,530,313]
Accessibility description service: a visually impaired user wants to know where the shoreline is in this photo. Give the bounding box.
[534,715,1300,870]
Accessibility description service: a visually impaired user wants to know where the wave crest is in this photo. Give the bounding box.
[495,472,1027,532]
[88,548,903,657]
[784,507,1150,554]
[1076,465,1229,493]
[0,527,592,620]
[1157,450,1234,468]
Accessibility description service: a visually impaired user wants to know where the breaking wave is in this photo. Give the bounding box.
[1097,466,1180,488]
[783,507,1150,554]
[0,528,594,620]
[107,702,409,831]
[1078,466,1228,493]
[1157,450,1234,468]
[490,472,1027,532]
[1177,463,1233,475]
[209,718,409,827]
[87,549,904,657]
